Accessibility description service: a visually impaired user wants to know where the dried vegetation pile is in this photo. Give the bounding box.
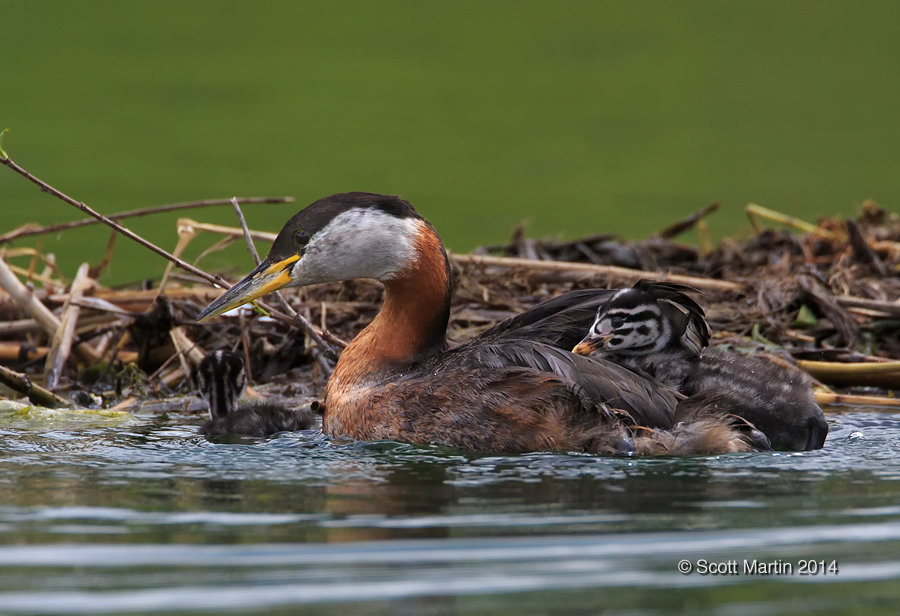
[0,146,898,412]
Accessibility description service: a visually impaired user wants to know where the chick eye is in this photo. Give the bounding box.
[610,316,625,329]
[293,230,311,247]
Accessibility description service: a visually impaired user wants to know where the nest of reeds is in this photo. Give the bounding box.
[1,144,898,412]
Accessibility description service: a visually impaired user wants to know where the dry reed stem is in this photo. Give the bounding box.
[169,326,206,367]
[0,257,105,364]
[798,360,900,376]
[160,366,186,389]
[20,343,136,366]
[816,391,900,408]
[45,262,93,388]
[450,253,742,292]
[157,221,198,297]
[192,235,237,267]
[798,360,900,388]
[835,296,900,317]
[0,246,67,281]
[169,328,197,390]
[108,396,139,412]
[746,203,840,240]
[176,218,276,243]
[0,343,49,362]
[0,318,40,336]
[4,262,61,286]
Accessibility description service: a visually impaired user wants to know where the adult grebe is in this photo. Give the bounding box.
[197,192,761,455]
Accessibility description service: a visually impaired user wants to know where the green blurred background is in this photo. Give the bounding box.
[2,0,898,283]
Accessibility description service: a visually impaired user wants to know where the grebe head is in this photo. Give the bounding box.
[196,350,248,419]
[197,193,429,320]
[572,280,710,357]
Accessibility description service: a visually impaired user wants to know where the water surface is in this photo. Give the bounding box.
[0,406,898,614]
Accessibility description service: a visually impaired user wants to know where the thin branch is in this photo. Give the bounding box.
[1,154,231,286]
[0,154,300,331]
[229,198,337,364]
[230,197,294,317]
[231,197,263,265]
[0,197,294,244]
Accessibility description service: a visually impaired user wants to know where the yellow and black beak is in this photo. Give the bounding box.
[572,334,611,356]
[197,254,300,321]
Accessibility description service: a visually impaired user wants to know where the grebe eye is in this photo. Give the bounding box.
[610,316,625,329]
[294,230,311,247]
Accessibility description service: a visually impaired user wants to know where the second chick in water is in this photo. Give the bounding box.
[196,350,317,436]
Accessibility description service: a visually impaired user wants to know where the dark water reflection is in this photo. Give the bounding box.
[0,408,899,614]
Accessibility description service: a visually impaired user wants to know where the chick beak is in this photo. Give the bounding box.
[196,254,299,321]
[572,334,611,356]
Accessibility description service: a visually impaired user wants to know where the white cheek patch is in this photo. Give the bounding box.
[291,209,420,284]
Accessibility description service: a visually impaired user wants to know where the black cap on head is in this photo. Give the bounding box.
[267,192,421,262]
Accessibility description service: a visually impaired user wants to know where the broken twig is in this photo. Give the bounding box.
[655,202,720,240]
[45,263,93,388]
[0,364,74,409]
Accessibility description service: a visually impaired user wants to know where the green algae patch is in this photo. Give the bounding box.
[0,399,134,428]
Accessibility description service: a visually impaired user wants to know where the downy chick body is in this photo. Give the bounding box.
[196,350,316,436]
[573,280,828,451]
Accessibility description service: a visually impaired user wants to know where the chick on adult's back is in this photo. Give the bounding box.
[573,280,828,450]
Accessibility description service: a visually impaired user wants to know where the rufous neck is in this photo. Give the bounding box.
[340,223,451,369]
